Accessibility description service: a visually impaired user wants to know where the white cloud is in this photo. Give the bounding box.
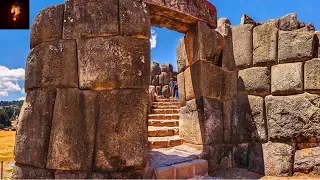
[0,65,25,97]
[17,97,25,101]
[150,29,157,49]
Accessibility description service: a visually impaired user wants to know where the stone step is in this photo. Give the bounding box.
[148,114,180,120]
[151,108,180,114]
[148,136,184,149]
[148,120,179,127]
[152,102,180,106]
[153,159,208,179]
[156,99,179,102]
[148,126,179,137]
[152,105,180,109]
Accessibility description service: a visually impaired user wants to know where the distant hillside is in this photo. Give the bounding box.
[0,100,24,129]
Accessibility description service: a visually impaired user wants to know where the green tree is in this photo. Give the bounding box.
[0,108,11,128]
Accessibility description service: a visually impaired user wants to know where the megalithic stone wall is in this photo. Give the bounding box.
[13,0,218,179]
[177,19,238,171]
[233,13,320,177]
[14,0,151,178]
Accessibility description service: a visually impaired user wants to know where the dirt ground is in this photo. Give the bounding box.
[0,131,16,179]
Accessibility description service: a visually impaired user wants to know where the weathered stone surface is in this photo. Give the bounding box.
[120,0,151,38]
[249,142,295,176]
[78,37,150,90]
[47,89,96,170]
[253,20,278,65]
[263,142,294,176]
[240,14,260,26]
[223,100,236,143]
[185,21,223,64]
[216,23,235,71]
[109,170,142,179]
[148,0,217,33]
[173,162,195,179]
[232,24,254,68]
[151,62,161,76]
[238,67,270,95]
[305,58,320,92]
[14,89,56,168]
[179,97,223,145]
[162,85,169,98]
[30,4,64,48]
[55,170,89,179]
[12,164,54,179]
[248,143,265,174]
[91,172,111,179]
[192,159,208,176]
[154,166,176,179]
[233,144,249,168]
[184,61,225,101]
[94,89,148,171]
[151,75,159,85]
[63,0,119,39]
[218,18,231,27]
[271,62,303,95]
[224,70,237,101]
[294,147,320,175]
[25,40,78,91]
[156,86,162,95]
[161,63,173,73]
[177,38,187,72]
[279,13,299,31]
[159,72,170,85]
[234,95,266,143]
[278,31,315,63]
[203,144,233,170]
[177,72,186,106]
[266,93,320,140]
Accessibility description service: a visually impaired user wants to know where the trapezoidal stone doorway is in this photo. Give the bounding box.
[12,0,235,179]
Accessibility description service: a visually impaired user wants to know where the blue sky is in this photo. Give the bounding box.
[0,0,319,101]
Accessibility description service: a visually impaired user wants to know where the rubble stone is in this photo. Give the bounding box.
[294,147,320,174]
[279,13,299,31]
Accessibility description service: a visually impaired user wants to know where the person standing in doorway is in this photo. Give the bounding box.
[169,78,175,98]
[174,80,179,100]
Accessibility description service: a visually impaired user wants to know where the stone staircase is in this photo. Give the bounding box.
[148,98,184,149]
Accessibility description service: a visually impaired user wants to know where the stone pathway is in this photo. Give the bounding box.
[148,98,184,149]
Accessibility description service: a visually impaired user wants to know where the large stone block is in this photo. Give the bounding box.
[12,164,54,179]
[179,97,223,145]
[30,4,64,48]
[253,20,278,66]
[177,38,187,72]
[184,61,225,101]
[177,72,186,106]
[294,147,320,175]
[94,89,148,171]
[223,100,236,143]
[279,13,299,31]
[159,72,170,85]
[46,89,96,170]
[161,63,173,73]
[55,170,89,179]
[216,23,235,71]
[238,67,270,95]
[271,62,303,95]
[25,40,78,91]
[232,24,254,68]
[120,0,151,39]
[14,89,56,168]
[232,144,249,168]
[203,144,233,170]
[78,37,150,90]
[63,0,119,39]
[224,70,237,101]
[304,58,320,92]
[249,142,295,176]
[266,93,320,140]
[151,62,161,76]
[234,95,266,143]
[278,31,315,63]
[185,21,223,65]
[263,142,294,176]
